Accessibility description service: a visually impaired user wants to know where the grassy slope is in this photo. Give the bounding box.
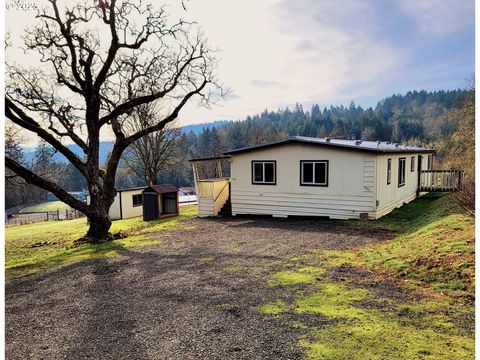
[19,201,71,213]
[6,205,198,278]
[364,193,474,299]
[261,193,475,359]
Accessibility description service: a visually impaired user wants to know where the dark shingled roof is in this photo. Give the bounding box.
[223,136,435,155]
[143,184,178,194]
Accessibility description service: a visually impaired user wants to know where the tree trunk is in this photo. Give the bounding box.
[87,213,113,242]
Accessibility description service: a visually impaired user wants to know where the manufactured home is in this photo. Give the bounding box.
[191,136,463,219]
[86,186,146,220]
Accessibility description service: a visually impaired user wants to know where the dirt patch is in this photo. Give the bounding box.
[328,263,423,303]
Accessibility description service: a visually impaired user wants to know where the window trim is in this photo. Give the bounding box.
[387,158,392,185]
[299,160,329,187]
[251,160,277,185]
[132,194,143,207]
[410,156,415,172]
[398,157,406,187]
[427,154,433,170]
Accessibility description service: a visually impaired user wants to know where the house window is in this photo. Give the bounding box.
[300,161,328,186]
[132,194,143,207]
[427,154,433,170]
[410,156,415,172]
[252,161,276,185]
[387,159,392,185]
[398,158,406,187]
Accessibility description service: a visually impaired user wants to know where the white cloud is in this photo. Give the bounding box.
[398,0,474,36]
[174,0,407,124]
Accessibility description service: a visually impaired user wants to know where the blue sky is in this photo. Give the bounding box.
[5,0,475,127]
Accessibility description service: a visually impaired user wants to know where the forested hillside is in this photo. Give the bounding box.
[190,89,465,155]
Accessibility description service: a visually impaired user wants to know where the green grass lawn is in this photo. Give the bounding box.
[260,193,475,359]
[20,200,71,213]
[6,205,198,278]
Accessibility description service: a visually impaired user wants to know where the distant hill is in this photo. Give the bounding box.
[181,120,231,134]
[24,141,115,165]
[23,120,231,164]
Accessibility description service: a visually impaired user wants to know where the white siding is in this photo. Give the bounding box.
[374,153,430,218]
[230,144,376,219]
[109,195,122,220]
[87,189,144,220]
[120,189,145,219]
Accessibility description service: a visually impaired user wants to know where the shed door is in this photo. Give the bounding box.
[162,192,177,214]
[143,192,158,220]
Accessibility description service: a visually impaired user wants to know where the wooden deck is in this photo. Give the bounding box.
[419,170,464,192]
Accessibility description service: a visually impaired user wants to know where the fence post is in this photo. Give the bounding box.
[57,209,59,220]
[46,211,49,221]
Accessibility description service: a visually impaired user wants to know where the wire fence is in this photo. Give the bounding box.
[6,209,85,226]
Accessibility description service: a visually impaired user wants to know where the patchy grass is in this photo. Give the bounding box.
[5,205,198,278]
[296,284,368,320]
[270,267,325,286]
[260,300,289,316]
[20,200,71,213]
[260,193,474,359]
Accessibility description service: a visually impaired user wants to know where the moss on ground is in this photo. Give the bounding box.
[260,300,289,316]
[295,284,368,320]
[270,267,326,286]
[5,206,198,278]
[302,313,474,360]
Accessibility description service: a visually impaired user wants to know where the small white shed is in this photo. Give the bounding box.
[86,186,146,220]
[191,137,464,220]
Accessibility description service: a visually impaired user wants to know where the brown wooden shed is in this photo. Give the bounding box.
[142,184,179,221]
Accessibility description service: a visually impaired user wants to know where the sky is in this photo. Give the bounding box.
[5,0,475,129]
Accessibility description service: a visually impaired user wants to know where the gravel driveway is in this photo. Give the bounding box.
[6,216,393,359]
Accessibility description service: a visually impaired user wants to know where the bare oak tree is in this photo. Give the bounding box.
[5,0,221,241]
[123,103,184,186]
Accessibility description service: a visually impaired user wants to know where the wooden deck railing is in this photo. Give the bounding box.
[419,170,464,192]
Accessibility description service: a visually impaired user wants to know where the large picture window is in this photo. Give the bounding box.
[132,194,142,207]
[252,161,276,185]
[387,158,392,185]
[300,161,328,186]
[398,158,406,187]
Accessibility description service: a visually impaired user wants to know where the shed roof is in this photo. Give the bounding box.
[116,186,148,193]
[223,136,435,155]
[142,184,178,194]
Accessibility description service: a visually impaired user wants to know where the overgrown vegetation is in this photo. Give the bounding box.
[5,206,198,278]
[260,193,474,359]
